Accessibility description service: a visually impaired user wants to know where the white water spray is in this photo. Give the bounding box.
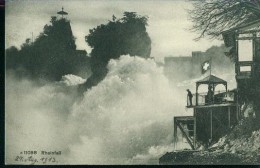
[6,55,192,165]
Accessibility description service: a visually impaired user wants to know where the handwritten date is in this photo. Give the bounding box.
[15,155,57,164]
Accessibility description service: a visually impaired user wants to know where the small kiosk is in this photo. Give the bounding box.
[173,75,240,149]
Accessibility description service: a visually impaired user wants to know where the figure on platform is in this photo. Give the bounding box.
[207,85,214,104]
[186,89,193,106]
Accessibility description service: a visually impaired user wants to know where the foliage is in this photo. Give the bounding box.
[83,12,151,88]
[6,17,90,81]
[188,0,260,40]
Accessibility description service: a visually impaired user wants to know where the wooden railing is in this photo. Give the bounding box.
[187,90,236,107]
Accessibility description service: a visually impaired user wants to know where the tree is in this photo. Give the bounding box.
[6,46,19,69]
[189,0,260,40]
[6,16,90,81]
[82,12,151,89]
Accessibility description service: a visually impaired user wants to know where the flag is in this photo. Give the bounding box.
[201,60,210,74]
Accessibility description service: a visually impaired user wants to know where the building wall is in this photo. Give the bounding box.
[164,56,192,81]
[195,105,238,145]
[164,51,210,82]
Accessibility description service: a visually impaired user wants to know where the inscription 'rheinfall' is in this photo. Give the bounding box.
[41,151,61,155]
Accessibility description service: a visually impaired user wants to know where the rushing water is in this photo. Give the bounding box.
[8,55,233,165]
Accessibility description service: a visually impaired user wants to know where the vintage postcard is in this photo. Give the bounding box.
[5,0,260,165]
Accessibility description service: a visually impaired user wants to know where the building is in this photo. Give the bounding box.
[164,51,209,81]
[163,20,260,152]
[222,20,260,122]
[172,74,240,150]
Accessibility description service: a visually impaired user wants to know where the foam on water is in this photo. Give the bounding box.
[6,55,192,165]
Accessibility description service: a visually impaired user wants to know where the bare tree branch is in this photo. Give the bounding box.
[188,0,260,40]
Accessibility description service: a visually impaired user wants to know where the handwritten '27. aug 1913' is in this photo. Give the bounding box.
[14,150,62,165]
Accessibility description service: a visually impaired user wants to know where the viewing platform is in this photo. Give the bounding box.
[186,75,237,108]
[186,102,237,109]
[186,90,237,109]
[173,74,240,150]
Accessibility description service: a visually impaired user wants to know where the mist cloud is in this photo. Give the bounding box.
[6,55,191,165]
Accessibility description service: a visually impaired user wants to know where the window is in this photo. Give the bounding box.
[257,32,260,37]
[238,40,253,62]
[239,33,253,38]
[240,66,251,72]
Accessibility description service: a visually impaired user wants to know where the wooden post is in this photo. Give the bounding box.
[236,34,240,75]
[193,109,197,149]
[212,84,215,104]
[173,117,177,150]
[237,105,239,121]
[253,33,256,77]
[235,88,240,120]
[196,84,198,106]
[228,106,231,128]
[210,109,213,141]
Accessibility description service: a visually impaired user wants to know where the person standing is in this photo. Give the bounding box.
[186,89,193,106]
[207,85,214,104]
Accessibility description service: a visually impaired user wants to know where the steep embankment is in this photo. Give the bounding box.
[160,105,260,165]
[186,118,260,164]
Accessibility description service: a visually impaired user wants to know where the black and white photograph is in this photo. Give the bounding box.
[4,0,260,165]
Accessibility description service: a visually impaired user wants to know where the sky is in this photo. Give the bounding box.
[5,0,223,62]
